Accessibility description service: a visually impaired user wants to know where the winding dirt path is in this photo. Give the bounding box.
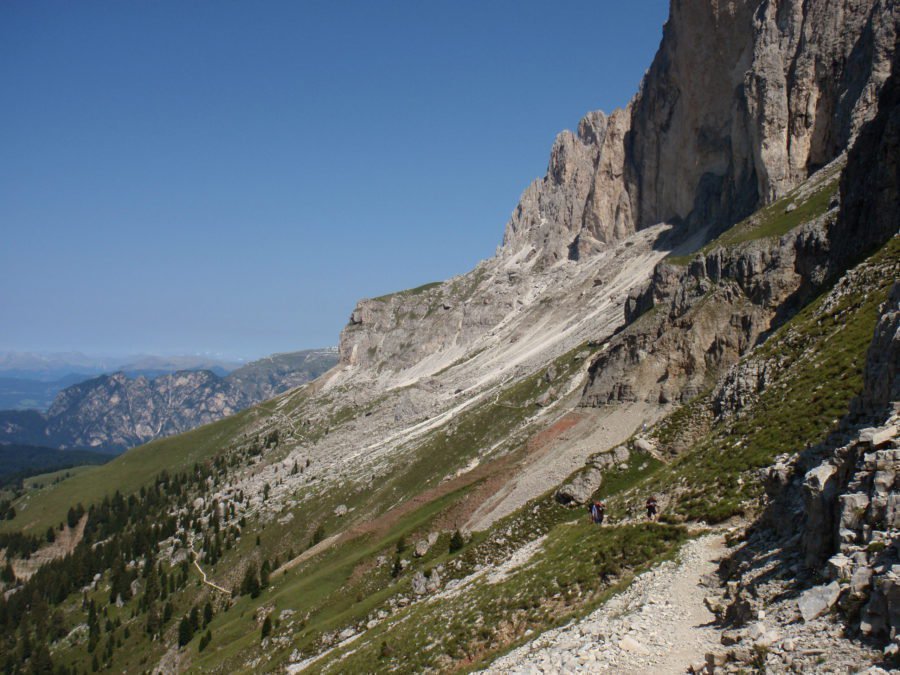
[188,544,230,595]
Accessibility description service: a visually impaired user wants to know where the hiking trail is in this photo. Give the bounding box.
[480,533,726,674]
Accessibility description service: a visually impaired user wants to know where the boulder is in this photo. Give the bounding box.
[826,553,853,580]
[334,504,348,517]
[802,462,839,567]
[425,569,441,593]
[414,539,430,557]
[634,438,656,454]
[555,467,603,505]
[861,425,898,447]
[798,581,841,622]
[411,571,427,595]
[592,445,630,470]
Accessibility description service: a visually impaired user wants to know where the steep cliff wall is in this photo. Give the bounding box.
[580,159,838,408]
[503,0,898,266]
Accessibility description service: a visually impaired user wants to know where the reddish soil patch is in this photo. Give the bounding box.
[275,409,583,576]
[524,413,583,454]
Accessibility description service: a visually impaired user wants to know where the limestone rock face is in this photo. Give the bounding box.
[501,0,897,265]
[503,109,633,266]
[580,185,834,409]
[336,224,672,382]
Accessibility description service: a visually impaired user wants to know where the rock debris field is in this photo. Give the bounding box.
[481,534,725,674]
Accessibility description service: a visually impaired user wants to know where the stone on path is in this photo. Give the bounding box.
[798,581,841,622]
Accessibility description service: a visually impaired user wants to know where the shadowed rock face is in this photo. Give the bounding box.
[502,0,898,267]
[833,30,900,273]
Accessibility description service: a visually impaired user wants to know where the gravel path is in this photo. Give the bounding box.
[480,534,725,674]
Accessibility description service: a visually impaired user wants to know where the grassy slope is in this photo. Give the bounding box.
[6,343,591,674]
[1,405,260,533]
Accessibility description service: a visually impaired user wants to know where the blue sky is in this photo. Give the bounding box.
[1,1,668,360]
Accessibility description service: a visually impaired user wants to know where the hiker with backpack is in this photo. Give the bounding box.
[646,495,658,520]
[588,500,606,525]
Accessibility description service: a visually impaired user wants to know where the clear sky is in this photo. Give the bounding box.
[1,1,669,360]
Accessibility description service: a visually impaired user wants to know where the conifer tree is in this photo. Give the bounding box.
[178,616,193,647]
[449,529,465,553]
[260,560,270,588]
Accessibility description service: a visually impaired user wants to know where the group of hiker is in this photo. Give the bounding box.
[588,495,658,525]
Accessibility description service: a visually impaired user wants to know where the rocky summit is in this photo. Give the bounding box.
[0,1,898,674]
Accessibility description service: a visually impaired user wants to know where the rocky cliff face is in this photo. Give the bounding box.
[832,27,900,272]
[580,158,839,409]
[0,349,337,451]
[502,0,898,267]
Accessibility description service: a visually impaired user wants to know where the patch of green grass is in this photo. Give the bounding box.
[2,406,257,534]
[667,168,840,266]
[371,281,443,302]
[192,484,476,673]
[314,523,687,674]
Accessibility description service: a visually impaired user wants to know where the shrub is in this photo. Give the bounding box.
[178,617,194,647]
[449,530,465,554]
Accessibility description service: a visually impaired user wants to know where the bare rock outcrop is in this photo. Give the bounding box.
[555,444,629,505]
[581,196,834,409]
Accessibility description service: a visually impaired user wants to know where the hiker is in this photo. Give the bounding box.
[589,500,605,525]
[646,495,658,520]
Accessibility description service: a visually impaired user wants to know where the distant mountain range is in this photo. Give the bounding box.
[0,350,246,382]
[0,348,337,452]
